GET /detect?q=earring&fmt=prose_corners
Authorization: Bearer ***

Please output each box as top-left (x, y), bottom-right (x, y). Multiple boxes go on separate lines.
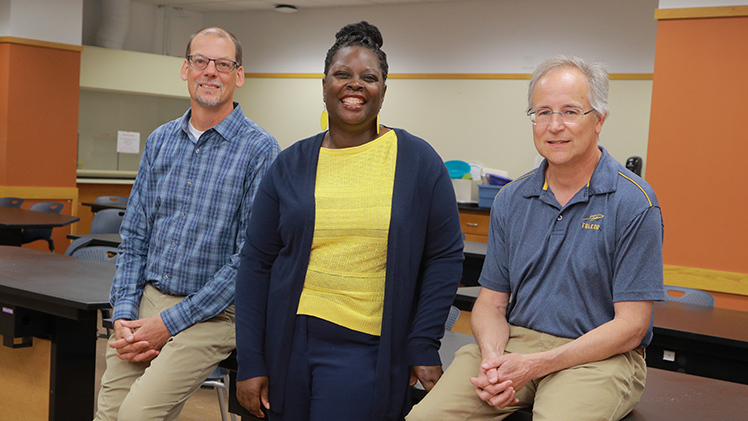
top-left (376, 114), bottom-right (380, 135)
top-left (320, 104), bottom-right (328, 131)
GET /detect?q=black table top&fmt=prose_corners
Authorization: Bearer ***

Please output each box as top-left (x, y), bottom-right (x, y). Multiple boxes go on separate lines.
top-left (458, 202), bottom-right (490, 213)
top-left (625, 368), bottom-right (748, 420)
top-left (82, 201), bottom-right (128, 212)
top-left (455, 287), bottom-right (748, 346)
top-left (653, 300), bottom-right (748, 347)
top-left (67, 233), bottom-right (122, 247)
top-left (0, 206), bottom-right (79, 228)
top-left (0, 246), bottom-right (114, 320)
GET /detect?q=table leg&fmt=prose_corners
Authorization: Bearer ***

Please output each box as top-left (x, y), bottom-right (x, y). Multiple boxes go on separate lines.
top-left (49, 313), bottom-right (98, 420)
top-left (0, 227), bottom-right (23, 246)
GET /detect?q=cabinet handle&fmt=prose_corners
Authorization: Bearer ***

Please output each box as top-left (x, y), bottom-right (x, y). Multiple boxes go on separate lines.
top-left (466, 222), bottom-right (479, 227)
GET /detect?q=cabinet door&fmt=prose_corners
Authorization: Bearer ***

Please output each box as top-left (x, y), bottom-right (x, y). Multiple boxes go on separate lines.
top-left (459, 210), bottom-right (489, 243)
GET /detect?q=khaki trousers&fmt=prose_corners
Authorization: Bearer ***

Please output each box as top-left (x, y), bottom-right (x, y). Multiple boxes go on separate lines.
top-left (94, 284), bottom-right (236, 421)
top-left (407, 325), bottom-right (646, 421)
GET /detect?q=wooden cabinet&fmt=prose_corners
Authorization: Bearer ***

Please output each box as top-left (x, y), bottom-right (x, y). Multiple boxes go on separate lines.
top-left (459, 209), bottom-right (490, 243)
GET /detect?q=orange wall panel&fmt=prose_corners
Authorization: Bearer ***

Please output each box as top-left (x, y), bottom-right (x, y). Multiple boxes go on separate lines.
top-left (1, 43), bottom-right (79, 188)
top-left (647, 17), bottom-right (748, 274)
top-left (0, 44), bottom-right (10, 184)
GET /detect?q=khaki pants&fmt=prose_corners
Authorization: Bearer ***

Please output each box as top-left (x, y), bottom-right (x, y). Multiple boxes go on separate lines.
top-left (407, 325), bottom-right (646, 421)
top-left (94, 284), bottom-right (236, 421)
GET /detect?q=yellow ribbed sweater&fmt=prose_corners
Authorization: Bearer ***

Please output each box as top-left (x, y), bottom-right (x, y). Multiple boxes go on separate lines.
top-left (297, 131), bottom-right (397, 336)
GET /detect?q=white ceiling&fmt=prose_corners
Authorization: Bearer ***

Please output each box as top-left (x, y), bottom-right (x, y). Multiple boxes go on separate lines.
top-left (133, 0), bottom-right (468, 13)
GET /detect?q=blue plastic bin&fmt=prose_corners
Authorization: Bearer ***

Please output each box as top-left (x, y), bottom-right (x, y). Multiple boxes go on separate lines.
top-left (478, 184), bottom-right (502, 208)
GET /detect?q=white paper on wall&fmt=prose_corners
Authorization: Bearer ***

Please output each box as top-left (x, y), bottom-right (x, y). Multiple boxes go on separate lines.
top-left (117, 131), bottom-right (140, 154)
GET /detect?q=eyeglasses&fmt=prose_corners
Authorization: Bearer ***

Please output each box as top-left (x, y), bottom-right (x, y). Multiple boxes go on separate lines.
top-left (527, 108), bottom-right (595, 125)
top-left (186, 55), bottom-right (239, 73)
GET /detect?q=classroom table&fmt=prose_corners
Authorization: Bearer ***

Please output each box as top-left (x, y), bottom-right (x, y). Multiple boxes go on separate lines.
top-left (454, 287), bottom-right (748, 384)
top-left (67, 232), bottom-right (122, 248)
top-left (81, 201), bottom-right (128, 213)
top-left (0, 246), bottom-right (114, 420)
top-left (0, 206), bottom-right (79, 246)
top-left (462, 241), bottom-right (487, 286)
top-left (453, 285), bottom-right (481, 310)
top-left (648, 301), bottom-right (748, 384)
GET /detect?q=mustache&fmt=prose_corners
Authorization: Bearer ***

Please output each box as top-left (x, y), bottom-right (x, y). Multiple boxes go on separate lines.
top-left (196, 78), bottom-right (224, 89)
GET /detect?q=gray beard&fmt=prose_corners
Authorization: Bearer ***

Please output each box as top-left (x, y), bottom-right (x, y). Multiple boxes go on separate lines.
top-left (193, 93), bottom-right (221, 107)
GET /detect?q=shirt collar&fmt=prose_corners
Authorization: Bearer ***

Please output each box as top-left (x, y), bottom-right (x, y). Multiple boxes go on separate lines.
top-left (178, 102), bottom-right (243, 143)
top-left (587, 146), bottom-right (617, 195)
top-left (522, 146), bottom-right (617, 198)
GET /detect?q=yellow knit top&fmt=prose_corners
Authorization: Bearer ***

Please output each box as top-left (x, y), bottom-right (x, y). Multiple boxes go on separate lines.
top-left (297, 130), bottom-right (397, 336)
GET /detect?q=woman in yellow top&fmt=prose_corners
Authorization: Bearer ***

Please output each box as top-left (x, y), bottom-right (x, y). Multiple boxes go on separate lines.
top-left (235, 21), bottom-right (464, 421)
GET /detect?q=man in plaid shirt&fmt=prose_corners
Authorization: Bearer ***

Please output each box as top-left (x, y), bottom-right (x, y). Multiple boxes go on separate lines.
top-left (95, 27), bottom-right (279, 421)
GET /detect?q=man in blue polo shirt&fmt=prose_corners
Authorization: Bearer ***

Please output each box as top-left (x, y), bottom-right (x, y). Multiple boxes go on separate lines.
top-left (408, 56), bottom-right (664, 421)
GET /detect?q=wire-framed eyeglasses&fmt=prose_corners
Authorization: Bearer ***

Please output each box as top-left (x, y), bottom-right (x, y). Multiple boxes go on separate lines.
top-left (186, 55), bottom-right (239, 73)
top-left (527, 108), bottom-right (595, 125)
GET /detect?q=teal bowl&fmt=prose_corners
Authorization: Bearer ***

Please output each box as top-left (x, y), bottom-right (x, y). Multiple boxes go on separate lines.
top-left (445, 160), bottom-right (471, 179)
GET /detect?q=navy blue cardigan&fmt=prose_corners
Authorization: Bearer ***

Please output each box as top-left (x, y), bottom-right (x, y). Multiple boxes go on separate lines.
top-left (235, 128), bottom-right (464, 420)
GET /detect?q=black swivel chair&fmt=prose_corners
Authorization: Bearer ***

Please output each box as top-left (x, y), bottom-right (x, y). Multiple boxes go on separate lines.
top-left (663, 285), bottom-right (715, 307)
top-left (94, 195), bottom-right (129, 206)
top-left (90, 208), bottom-right (126, 234)
top-left (20, 202), bottom-right (64, 252)
top-left (70, 246), bottom-right (118, 337)
top-left (0, 197), bottom-right (24, 208)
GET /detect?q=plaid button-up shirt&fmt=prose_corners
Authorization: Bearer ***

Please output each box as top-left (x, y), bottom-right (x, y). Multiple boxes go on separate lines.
top-left (111, 103), bottom-right (280, 334)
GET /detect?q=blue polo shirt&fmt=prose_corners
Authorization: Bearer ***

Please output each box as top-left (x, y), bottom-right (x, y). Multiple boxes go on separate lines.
top-left (479, 147), bottom-right (664, 348)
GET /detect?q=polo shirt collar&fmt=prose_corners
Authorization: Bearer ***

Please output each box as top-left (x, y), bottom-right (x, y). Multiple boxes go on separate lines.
top-left (521, 146), bottom-right (618, 199)
top-left (588, 146), bottom-right (618, 196)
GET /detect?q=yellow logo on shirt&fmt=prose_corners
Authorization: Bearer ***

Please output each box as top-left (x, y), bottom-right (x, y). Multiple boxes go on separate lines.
top-left (581, 214), bottom-right (604, 230)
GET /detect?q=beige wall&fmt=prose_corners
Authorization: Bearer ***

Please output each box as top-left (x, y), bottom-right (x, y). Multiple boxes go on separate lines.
top-left (79, 47), bottom-right (652, 179)
top-left (237, 76), bottom-right (652, 179)
top-left (78, 89), bottom-right (189, 172)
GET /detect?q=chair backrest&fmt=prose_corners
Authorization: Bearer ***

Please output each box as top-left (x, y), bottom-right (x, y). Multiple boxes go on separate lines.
top-left (0, 197), bottom-right (24, 208)
top-left (445, 305), bottom-right (461, 331)
top-left (21, 202), bottom-right (64, 251)
top-left (94, 195), bottom-right (128, 206)
top-left (664, 285), bottom-right (715, 308)
top-left (90, 208), bottom-right (126, 234)
top-left (29, 201), bottom-right (64, 214)
top-left (64, 237), bottom-right (94, 256)
top-left (71, 246), bottom-right (118, 263)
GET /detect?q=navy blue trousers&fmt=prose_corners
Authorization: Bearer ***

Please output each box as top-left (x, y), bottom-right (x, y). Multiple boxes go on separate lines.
top-left (268, 315), bottom-right (380, 421)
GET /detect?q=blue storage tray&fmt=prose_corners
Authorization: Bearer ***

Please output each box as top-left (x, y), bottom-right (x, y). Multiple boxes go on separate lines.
top-left (478, 184), bottom-right (502, 208)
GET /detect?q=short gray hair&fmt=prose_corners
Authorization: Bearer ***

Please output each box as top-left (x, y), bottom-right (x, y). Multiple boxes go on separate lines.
top-left (185, 27), bottom-right (243, 66)
top-left (527, 55), bottom-right (609, 118)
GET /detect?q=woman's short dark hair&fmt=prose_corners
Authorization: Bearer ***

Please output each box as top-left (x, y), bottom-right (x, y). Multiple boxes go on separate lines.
top-left (324, 21), bottom-right (388, 81)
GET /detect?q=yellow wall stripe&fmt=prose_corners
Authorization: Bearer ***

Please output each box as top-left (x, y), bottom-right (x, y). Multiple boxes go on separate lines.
top-left (665, 265), bottom-right (748, 297)
top-left (655, 6), bottom-right (748, 20)
top-left (0, 186), bottom-right (79, 216)
top-left (0, 37), bottom-right (83, 52)
top-left (245, 73), bottom-right (652, 81)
